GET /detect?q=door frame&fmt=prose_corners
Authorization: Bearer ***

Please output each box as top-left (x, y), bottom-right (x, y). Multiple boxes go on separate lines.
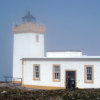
top-left (65, 70), bottom-right (77, 89)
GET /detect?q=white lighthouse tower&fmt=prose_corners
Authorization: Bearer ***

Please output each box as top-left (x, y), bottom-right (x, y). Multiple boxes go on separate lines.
top-left (12, 12), bottom-right (45, 82)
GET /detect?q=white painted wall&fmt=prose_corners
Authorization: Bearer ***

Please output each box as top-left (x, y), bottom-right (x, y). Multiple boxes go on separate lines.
top-left (46, 51), bottom-right (82, 58)
top-left (13, 33), bottom-right (44, 79)
top-left (23, 60), bottom-right (100, 88)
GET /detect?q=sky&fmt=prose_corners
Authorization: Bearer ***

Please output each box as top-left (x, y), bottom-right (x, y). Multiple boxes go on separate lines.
top-left (0, 0), bottom-right (100, 80)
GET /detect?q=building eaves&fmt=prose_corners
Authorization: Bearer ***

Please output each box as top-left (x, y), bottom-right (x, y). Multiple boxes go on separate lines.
top-left (21, 56), bottom-right (100, 61)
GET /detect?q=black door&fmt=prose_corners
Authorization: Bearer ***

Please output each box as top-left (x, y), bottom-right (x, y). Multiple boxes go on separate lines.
top-left (66, 71), bottom-right (76, 89)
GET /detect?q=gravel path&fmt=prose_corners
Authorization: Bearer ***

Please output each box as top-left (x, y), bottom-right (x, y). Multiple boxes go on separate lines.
top-left (0, 82), bottom-right (37, 91)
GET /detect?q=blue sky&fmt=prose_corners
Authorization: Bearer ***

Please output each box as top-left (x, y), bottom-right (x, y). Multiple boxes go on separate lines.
top-left (0, 0), bottom-right (100, 80)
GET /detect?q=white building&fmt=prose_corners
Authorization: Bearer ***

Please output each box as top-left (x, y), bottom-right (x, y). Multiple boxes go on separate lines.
top-left (13, 12), bottom-right (100, 90)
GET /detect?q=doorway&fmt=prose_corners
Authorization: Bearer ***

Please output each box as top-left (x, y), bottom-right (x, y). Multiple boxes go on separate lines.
top-left (65, 70), bottom-right (76, 89)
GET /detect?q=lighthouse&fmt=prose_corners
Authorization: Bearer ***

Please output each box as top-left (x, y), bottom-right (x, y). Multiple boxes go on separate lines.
top-left (12, 12), bottom-right (45, 82)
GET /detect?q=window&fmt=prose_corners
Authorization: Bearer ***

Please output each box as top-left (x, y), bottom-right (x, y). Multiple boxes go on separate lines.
top-left (33, 64), bottom-right (40, 80)
top-left (53, 64), bottom-right (60, 81)
top-left (87, 67), bottom-right (92, 80)
top-left (84, 65), bottom-right (94, 83)
top-left (36, 35), bottom-right (39, 42)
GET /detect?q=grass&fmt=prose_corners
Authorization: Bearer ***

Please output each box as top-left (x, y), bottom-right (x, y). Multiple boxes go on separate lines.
top-left (0, 87), bottom-right (100, 100)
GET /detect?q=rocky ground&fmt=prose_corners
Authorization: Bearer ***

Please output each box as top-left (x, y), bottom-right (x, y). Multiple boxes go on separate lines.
top-left (0, 83), bottom-right (100, 100)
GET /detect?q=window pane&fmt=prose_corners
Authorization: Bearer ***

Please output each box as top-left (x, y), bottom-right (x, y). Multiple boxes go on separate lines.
top-left (54, 65), bottom-right (60, 80)
top-left (35, 67), bottom-right (39, 72)
top-left (87, 67), bottom-right (92, 81)
top-left (34, 65), bottom-right (39, 79)
top-left (36, 72), bottom-right (39, 78)
top-left (36, 35), bottom-right (39, 42)
top-left (55, 66), bottom-right (59, 72)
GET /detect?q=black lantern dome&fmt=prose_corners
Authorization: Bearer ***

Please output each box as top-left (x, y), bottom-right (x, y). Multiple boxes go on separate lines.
top-left (22, 11), bottom-right (36, 23)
